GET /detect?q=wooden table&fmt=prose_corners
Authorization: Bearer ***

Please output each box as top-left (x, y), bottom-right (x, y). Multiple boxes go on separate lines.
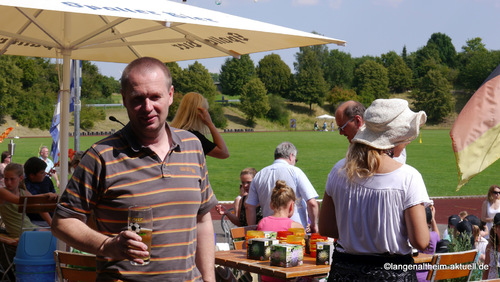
top-left (215, 250), bottom-right (433, 280)
top-left (215, 250), bottom-right (330, 280)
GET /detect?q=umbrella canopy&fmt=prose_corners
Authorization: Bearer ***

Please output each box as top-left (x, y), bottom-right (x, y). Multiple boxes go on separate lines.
top-left (0, 0), bottom-right (345, 189)
top-left (0, 0), bottom-right (345, 62)
top-left (316, 114), bottom-right (335, 119)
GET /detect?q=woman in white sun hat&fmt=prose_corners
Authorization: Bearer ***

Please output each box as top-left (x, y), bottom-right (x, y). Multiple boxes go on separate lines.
top-left (319, 98), bottom-right (431, 281)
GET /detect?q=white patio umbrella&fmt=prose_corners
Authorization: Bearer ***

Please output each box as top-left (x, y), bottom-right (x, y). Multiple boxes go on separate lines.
top-left (316, 114), bottom-right (335, 120)
top-left (0, 0), bottom-right (345, 189)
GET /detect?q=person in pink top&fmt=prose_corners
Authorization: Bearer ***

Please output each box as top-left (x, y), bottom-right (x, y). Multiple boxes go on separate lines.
top-left (258, 180), bottom-right (303, 282)
top-left (257, 180), bottom-right (303, 232)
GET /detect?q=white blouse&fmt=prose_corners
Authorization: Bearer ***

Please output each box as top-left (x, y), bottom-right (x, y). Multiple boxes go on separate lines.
top-left (325, 158), bottom-right (431, 255)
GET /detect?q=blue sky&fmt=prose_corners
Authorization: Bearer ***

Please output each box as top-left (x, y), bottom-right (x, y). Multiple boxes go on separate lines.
top-left (96, 0), bottom-right (500, 79)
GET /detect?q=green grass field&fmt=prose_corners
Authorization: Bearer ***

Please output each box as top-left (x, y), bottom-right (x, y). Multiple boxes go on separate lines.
top-left (3, 129), bottom-right (496, 200)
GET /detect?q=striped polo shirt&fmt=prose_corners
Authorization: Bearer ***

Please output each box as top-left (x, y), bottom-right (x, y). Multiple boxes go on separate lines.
top-left (55, 124), bottom-right (218, 281)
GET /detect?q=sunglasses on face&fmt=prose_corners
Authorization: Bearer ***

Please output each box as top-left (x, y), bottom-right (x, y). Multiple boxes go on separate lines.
top-left (339, 117), bottom-right (354, 132)
top-left (493, 191), bottom-right (500, 195)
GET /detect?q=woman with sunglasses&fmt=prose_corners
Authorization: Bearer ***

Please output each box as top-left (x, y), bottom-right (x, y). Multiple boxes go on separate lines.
top-left (481, 185), bottom-right (500, 234)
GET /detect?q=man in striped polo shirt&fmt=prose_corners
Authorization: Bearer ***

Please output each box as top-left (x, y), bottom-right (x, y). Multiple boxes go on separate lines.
top-left (52, 57), bottom-right (218, 281)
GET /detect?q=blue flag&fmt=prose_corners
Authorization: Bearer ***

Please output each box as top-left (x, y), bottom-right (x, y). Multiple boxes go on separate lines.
top-left (50, 60), bottom-right (79, 164)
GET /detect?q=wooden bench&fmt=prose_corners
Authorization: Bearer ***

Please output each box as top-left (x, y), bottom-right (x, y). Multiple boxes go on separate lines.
top-left (54, 250), bottom-right (97, 282)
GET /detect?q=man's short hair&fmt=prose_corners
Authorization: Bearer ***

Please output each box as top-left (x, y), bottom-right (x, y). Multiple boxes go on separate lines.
top-left (39, 146), bottom-right (48, 154)
top-left (120, 57), bottom-right (172, 94)
top-left (24, 157), bottom-right (47, 176)
top-left (274, 142), bottom-right (297, 160)
top-left (343, 101), bottom-right (366, 119)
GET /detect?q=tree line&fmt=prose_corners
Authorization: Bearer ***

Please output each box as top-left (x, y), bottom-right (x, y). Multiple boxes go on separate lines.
top-left (0, 58), bottom-right (119, 130)
top-left (1, 32), bottom-right (499, 130)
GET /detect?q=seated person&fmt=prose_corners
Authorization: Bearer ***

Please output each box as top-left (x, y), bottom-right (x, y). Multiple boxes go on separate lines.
top-left (457, 220), bottom-right (475, 249)
top-left (216, 168), bottom-right (262, 226)
top-left (23, 157), bottom-right (56, 226)
top-left (416, 205), bottom-right (440, 281)
top-left (442, 214), bottom-right (460, 241)
top-left (0, 163), bottom-right (57, 237)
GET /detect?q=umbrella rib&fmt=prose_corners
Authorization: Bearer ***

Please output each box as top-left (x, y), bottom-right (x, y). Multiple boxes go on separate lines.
top-left (0, 9), bottom-right (42, 55)
top-left (0, 29), bottom-right (58, 50)
top-left (16, 7), bottom-right (64, 48)
top-left (79, 38), bottom-right (186, 49)
top-left (76, 23), bottom-right (167, 49)
top-left (95, 15), bottom-right (141, 60)
top-left (72, 17), bottom-right (130, 49)
top-left (170, 26), bottom-right (241, 59)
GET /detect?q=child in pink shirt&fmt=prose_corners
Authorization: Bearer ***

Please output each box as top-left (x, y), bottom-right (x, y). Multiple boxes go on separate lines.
top-left (257, 180), bottom-right (303, 282)
top-left (257, 180), bottom-right (303, 232)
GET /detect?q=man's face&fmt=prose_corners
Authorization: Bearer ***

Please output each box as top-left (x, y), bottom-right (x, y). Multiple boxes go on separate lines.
top-left (336, 114), bottom-right (359, 143)
top-left (122, 67), bottom-right (173, 138)
top-left (40, 148), bottom-right (49, 159)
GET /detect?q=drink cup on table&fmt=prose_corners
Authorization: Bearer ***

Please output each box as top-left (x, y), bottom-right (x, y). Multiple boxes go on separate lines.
top-left (128, 206), bottom-right (153, 265)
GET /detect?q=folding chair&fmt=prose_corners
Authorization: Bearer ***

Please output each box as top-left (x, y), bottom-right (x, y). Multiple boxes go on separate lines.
top-left (230, 225), bottom-right (257, 250)
top-left (220, 208), bottom-right (236, 245)
top-left (426, 249), bottom-right (478, 281)
top-left (54, 250), bottom-right (97, 282)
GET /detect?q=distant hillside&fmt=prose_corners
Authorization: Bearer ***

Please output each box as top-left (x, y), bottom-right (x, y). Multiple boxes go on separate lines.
top-left (2, 96), bottom-right (455, 138)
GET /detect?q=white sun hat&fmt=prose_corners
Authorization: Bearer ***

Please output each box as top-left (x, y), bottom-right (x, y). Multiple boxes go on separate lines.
top-left (352, 99), bottom-right (427, 150)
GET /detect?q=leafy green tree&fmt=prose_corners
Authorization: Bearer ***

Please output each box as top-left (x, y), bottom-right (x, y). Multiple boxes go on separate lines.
top-left (457, 37), bottom-right (487, 70)
top-left (427, 32), bottom-right (457, 68)
top-left (353, 55), bottom-right (377, 69)
top-left (0, 56), bottom-right (24, 123)
top-left (353, 60), bottom-right (389, 104)
top-left (266, 94), bottom-right (289, 126)
top-left (219, 55), bottom-right (256, 96)
top-left (81, 61), bottom-right (118, 102)
top-left (383, 53), bottom-right (413, 93)
top-left (411, 69), bottom-right (453, 123)
top-left (79, 102), bottom-right (106, 131)
top-left (256, 54), bottom-right (291, 97)
top-left (166, 62), bottom-right (183, 90)
top-left (208, 100), bottom-right (227, 129)
top-left (176, 61), bottom-right (217, 97)
top-left (240, 78), bottom-right (269, 125)
top-left (413, 44), bottom-right (441, 79)
top-left (326, 86), bottom-right (358, 112)
top-left (12, 89), bottom-right (55, 129)
top-left (458, 50), bottom-right (500, 91)
top-left (324, 50), bottom-right (354, 89)
top-left (291, 47), bottom-right (329, 111)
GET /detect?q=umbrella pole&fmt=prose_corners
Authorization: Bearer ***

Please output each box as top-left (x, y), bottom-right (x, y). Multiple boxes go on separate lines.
top-left (60, 50), bottom-right (70, 194)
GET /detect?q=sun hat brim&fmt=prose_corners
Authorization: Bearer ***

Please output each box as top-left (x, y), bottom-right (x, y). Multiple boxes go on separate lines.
top-left (352, 99), bottom-right (427, 150)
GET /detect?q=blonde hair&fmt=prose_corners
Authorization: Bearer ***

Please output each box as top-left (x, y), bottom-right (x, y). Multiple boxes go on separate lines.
top-left (240, 167), bottom-right (257, 178)
top-left (171, 92), bottom-right (209, 135)
top-left (344, 142), bottom-right (383, 180)
top-left (459, 210), bottom-right (468, 220)
top-left (4, 163), bottom-right (27, 191)
top-left (488, 185), bottom-right (500, 204)
top-left (270, 180), bottom-right (296, 211)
